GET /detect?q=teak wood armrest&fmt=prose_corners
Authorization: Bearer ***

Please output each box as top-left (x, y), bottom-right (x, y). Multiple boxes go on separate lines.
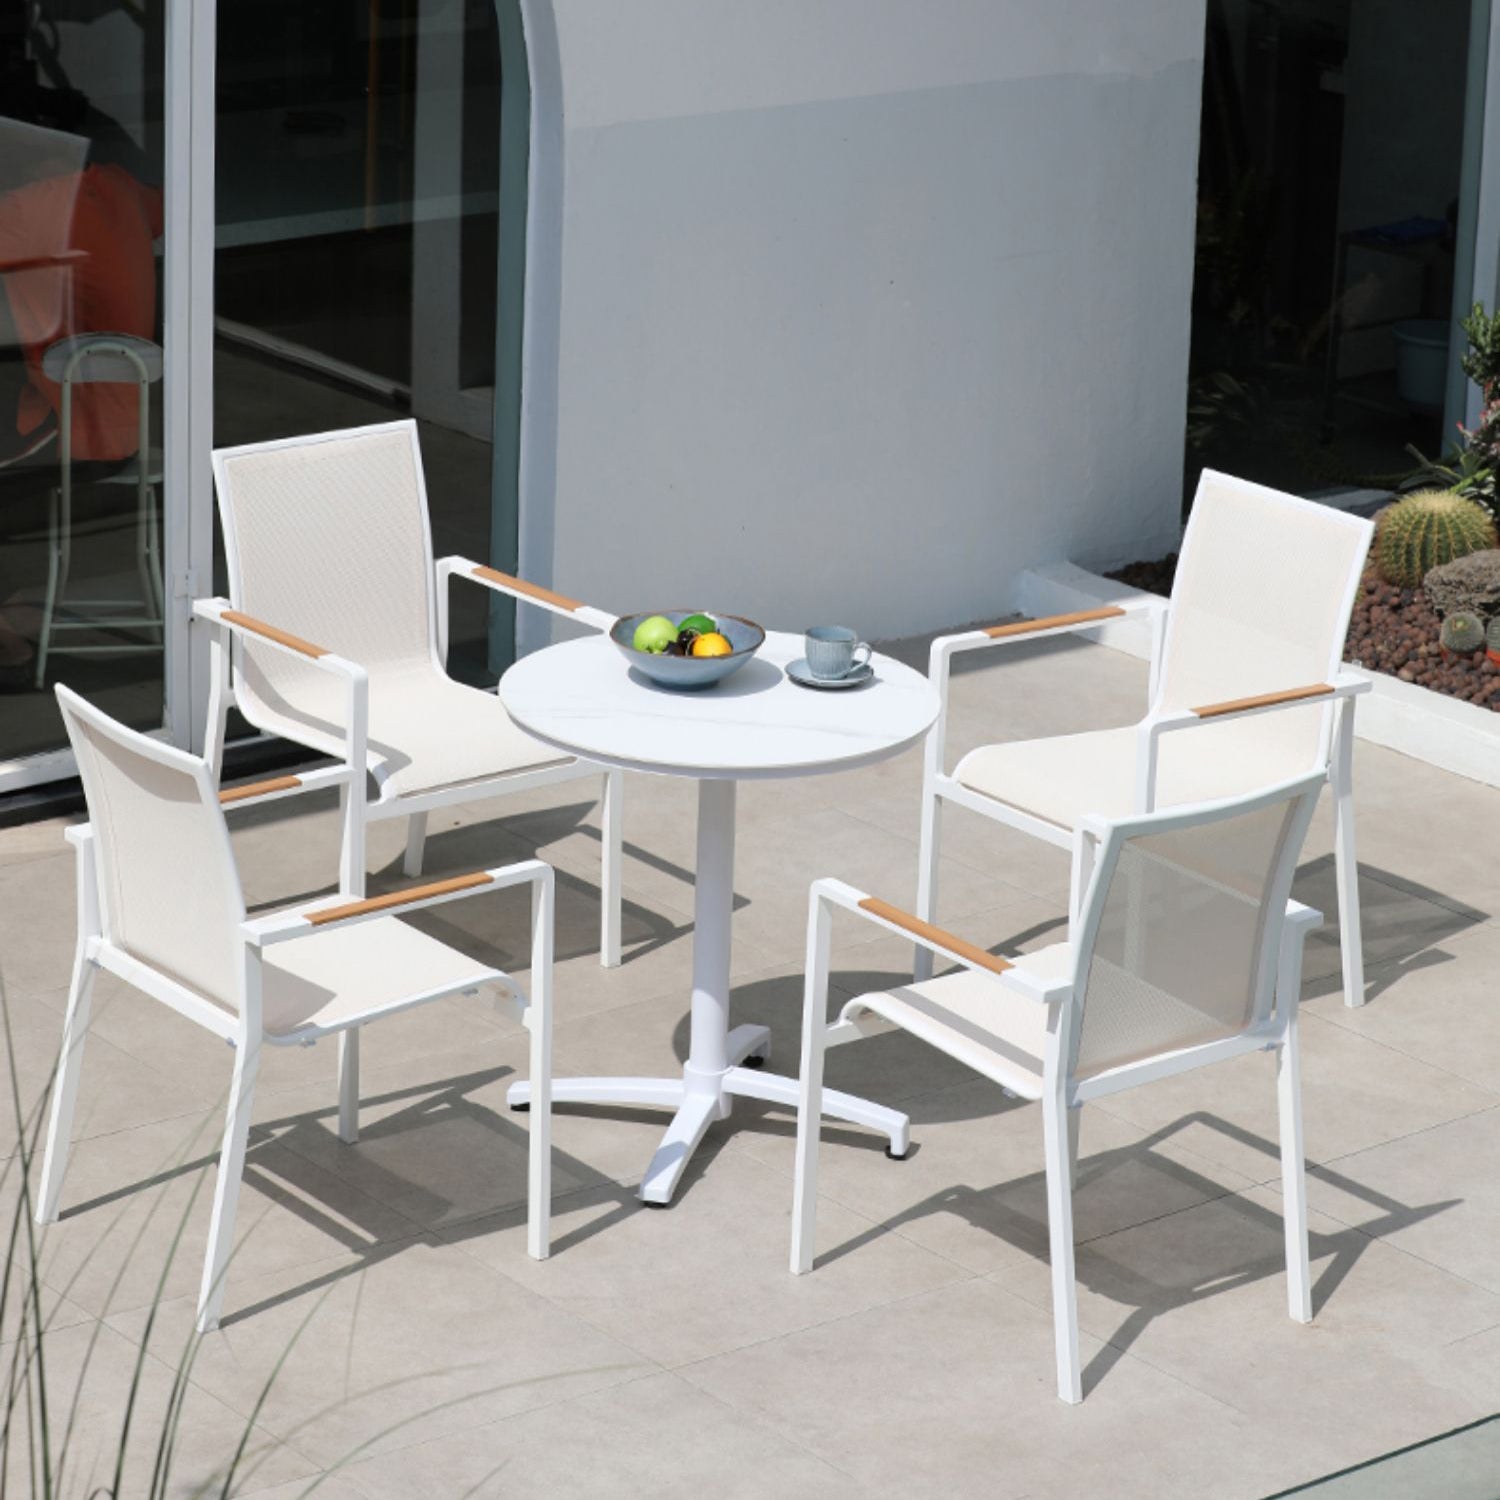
top-left (1191, 683), bottom-right (1334, 719)
top-left (982, 606), bottom-right (1126, 640)
top-left (472, 566), bottom-right (582, 614)
top-left (858, 897), bottom-right (1014, 976)
top-left (220, 775), bottom-right (302, 806)
top-left (220, 610), bottom-right (331, 660)
top-left (306, 871), bottom-right (494, 926)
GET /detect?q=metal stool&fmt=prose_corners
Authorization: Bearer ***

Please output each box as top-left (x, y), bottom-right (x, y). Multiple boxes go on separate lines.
top-left (34, 333), bottom-right (165, 687)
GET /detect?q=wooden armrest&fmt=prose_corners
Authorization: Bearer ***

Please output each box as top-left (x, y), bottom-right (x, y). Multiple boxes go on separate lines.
top-left (983, 606), bottom-right (1126, 640)
top-left (472, 566), bottom-right (582, 614)
top-left (858, 897), bottom-right (1013, 976)
top-left (220, 610), bottom-right (330, 660)
top-left (220, 774), bottom-right (301, 806)
top-left (306, 871), bottom-right (493, 927)
top-left (1191, 683), bottom-right (1333, 719)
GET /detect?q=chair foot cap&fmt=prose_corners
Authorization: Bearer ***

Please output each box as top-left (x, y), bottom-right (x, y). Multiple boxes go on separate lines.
top-left (885, 1145), bottom-right (910, 1161)
top-left (510, 1101), bottom-right (530, 1113)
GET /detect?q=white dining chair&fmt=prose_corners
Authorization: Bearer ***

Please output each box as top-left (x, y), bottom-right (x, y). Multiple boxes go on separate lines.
top-left (916, 471), bottom-right (1375, 1005)
top-left (37, 685), bottom-right (555, 1333)
top-left (792, 770), bottom-right (1326, 1403)
top-left (198, 419), bottom-right (620, 1141)
top-left (34, 333), bottom-right (165, 686)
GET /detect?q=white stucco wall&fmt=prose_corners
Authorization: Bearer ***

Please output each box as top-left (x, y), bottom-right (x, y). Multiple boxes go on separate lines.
top-left (521, 0), bottom-right (1206, 643)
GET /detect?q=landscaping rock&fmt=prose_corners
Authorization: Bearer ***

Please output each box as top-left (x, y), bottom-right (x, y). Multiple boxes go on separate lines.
top-left (1423, 548), bottom-right (1500, 618)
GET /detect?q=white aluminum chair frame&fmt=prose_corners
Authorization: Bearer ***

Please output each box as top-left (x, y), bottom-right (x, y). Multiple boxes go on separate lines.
top-left (35, 334), bottom-right (166, 686)
top-left (200, 422), bottom-right (623, 1142)
top-left (36, 687), bottom-right (555, 1334)
top-left (792, 771), bottom-right (1325, 1404)
top-left (915, 479), bottom-right (1373, 1006)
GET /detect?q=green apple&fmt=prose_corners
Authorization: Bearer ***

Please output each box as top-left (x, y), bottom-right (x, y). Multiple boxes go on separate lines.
top-left (632, 614), bottom-right (677, 654)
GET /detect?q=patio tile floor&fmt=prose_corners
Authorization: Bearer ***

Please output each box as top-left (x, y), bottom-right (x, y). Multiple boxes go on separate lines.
top-left (2, 631), bottom-right (1497, 1498)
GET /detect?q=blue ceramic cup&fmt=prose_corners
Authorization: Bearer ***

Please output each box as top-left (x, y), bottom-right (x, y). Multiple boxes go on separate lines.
top-left (805, 626), bottom-right (872, 680)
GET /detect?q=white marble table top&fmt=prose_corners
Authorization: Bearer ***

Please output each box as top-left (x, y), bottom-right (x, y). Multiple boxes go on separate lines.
top-left (499, 629), bottom-right (939, 779)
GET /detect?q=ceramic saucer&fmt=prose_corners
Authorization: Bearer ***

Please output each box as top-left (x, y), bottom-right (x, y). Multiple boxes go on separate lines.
top-left (785, 657), bottom-right (874, 690)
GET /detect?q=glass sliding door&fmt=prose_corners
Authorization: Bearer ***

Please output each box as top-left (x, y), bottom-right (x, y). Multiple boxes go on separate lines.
top-left (1185, 0), bottom-right (1482, 505)
top-left (212, 0), bottom-right (507, 695)
top-left (0, 0), bottom-right (169, 774)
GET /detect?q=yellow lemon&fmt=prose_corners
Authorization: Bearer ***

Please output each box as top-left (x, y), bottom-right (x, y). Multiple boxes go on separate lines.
top-left (690, 631), bottom-right (733, 658)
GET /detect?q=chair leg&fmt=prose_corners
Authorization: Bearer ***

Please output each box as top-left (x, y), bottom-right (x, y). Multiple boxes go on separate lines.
top-left (791, 897), bottom-right (833, 1275)
top-left (599, 770), bottom-right (623, 968)
top-left (1066, 1104), bottom-right (1081, 1194)
top-left (526, 874), bottom-right (554, 1260)
top-left (1278, 1015), bottom-right (1313, 1324)
top-left (1043, 1091), bottom-right (1083, 1403)
top-left (403, 812), bottom-right (428, 878)
top-left (197, 1035), bottom-right (261, 1334)
top-left (913, 787), bottom-right (943, 983)
top-left (1332, 711), bottom-right (1365, 1008)
top-left (145, 485), bottom-right (166, 628)
top-left (136, 481), bottom-right (162, 645)
top-left (339, 783), bottom-right (368, 898)
top-left (35, 489), bottom-right (62, 690)
top-left (35, 954), bottom-right (98, 1224)
top-left (337, 1029), bottom-right (360, 1144)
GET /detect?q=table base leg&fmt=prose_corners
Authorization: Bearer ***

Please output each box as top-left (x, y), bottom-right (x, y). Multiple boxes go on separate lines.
top-left (726, 1022), bottom-right (771, 1068)
top-left (723, 1066), bottom-right (910, 1156)
top-left (507, 1077), bottom-right (684, 1111)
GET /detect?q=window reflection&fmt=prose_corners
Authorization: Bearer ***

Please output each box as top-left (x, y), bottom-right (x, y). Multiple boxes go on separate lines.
top-left (0, 0), bottom-right (165, 757)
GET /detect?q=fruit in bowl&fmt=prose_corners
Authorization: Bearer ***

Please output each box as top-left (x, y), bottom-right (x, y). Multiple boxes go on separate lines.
top-left (612, 610), bottom-right (765, 690)
top-left (631, 615), bottom-right (678, 654)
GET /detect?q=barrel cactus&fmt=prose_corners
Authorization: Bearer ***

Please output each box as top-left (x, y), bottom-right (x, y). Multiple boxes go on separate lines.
top-left (1441, 610), bottom-right (1485, 656)
top-left (1489, 616), bottom-right (1500, 659)
top-left (1377, 490), bottom-right (1498, 589)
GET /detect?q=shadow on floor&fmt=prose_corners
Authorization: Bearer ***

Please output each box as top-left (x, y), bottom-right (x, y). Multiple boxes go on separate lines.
top-left (793, 1108), bottom-right (1459, 1400)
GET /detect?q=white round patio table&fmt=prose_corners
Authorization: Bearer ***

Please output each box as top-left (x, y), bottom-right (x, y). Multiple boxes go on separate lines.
top-left (499, 629), bottom-right (940, 1204)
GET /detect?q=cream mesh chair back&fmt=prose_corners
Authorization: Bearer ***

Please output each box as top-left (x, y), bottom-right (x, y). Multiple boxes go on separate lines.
top-left (57, 685), bottom-right (245, 1013)
top-left (1157, 471), bottom-right (1372, 783)
top-left (1067, 775), bottom-right (1320, 1088)
top-left (211, 422), bottom-right (436, 752)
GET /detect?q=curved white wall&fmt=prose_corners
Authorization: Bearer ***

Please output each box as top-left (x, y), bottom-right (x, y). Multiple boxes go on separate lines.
top-left (522, 0), bottom-right (1205, 641)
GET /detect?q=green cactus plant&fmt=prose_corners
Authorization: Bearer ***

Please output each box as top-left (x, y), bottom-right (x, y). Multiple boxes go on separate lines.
top-left (1377, 490), bottom-right (1498, 589)
top-left (1441, 610), bottom-right (1486, 655)
top-left (1488, 616), bottom-right (1500, 662)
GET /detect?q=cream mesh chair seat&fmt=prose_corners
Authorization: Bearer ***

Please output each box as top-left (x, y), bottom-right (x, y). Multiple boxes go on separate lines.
top-left (792, 771), bottom-right (1327, 1404)
top-left (199, 421), bottom-right (622, 1147)
top-left (36, 687), bottom-right (556, 1334)
top-left (951, 721), bottom-right (1288, 829)
top-left (244, 660), bottom-right (572, 800)
top-left (917, 471), bottom-right (1375, 1006)
top-left (258, 917), bottom-right (506, 1037)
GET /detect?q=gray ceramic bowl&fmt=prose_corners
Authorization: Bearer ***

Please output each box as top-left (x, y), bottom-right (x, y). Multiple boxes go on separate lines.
top-left (611, 611), bottom-right (765, 690)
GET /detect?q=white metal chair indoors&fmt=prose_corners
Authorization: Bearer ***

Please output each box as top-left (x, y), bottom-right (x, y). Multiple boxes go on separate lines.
top-left (791, 770), bottom-right (1326, 1404)
top-left (36, 685), bottom-right (556, 1333)
top-left (34, 333), bottom-right (166, 686)
top-left (916, 471), bottom-right (1375, 1005)
top-left (199, 420), bottom-right (621, 1141)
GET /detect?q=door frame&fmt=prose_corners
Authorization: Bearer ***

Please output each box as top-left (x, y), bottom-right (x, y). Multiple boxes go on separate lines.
top-left (1448, 0), bottom-right (1500, 435)
top-left (0, 0), bottom-right (207, 792)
